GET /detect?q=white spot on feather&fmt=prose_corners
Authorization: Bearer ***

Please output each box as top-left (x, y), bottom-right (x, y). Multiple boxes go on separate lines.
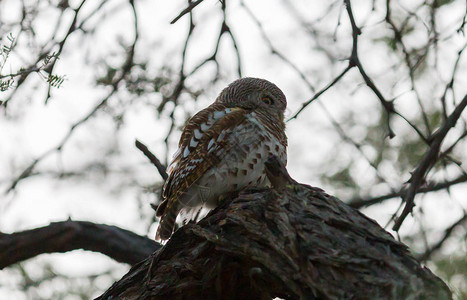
top-left (189, 137), bottom-right (199, 148)
top-left (217, 130), bottom-right (226, 142)
top-left (194, 129), bottom-right (202, 139)
top-left (207, 139), bottom-right (215, 151)
top-left (200, 123), bottom-right (209, 131)
top-left (186, 165), bottom-right (196, 171)
top-left (207, 114), bottom-right (214, 123)
top-left (246, 112), bottom-right (267, 131)
top-left (214, 110), bottom-right (226, 119)
top-left (183, 147), bottom-right (190, 158)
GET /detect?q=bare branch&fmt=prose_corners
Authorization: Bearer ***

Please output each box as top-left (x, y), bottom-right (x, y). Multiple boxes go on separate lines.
top-left (5, 0), bottom-right (140, 193)
top-left (135, 139), bottom-right (168, 181)
top-left (240, 1), bottom-right (316, 92)
top-left (393, 94), bottom-right (467, 231)
top-left (417, 213), bottom-right (467, 262)
top-left (344, 0), bottom-right (395, 138)
top-left (349, 173), bottom-right (467, 208)
top-left (0, 220), bottom-right (160, 269)
top-left (288, 0), bottom-right (397, 139)
top-left (185, 3), bottom-right (242, 79)
top-left (288, 64), bottom-right (352, 120)
top-left (170, 0), bottom-right (204, 24)
top-left (385, 0), bottom-right (431, 134)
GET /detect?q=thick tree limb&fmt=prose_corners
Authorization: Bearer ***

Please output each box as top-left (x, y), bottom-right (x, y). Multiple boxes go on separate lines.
top-left (98, 157), bottom-right (451, 300)
top-left (0, 220), bottom-right (160, 269)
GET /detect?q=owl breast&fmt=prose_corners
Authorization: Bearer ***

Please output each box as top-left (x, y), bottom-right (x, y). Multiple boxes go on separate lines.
top-left (179, 111), bottom-right (287, 209)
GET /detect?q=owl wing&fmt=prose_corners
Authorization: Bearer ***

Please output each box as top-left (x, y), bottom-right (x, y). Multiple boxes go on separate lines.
top-left (156, 104), bottom-right (248, 239)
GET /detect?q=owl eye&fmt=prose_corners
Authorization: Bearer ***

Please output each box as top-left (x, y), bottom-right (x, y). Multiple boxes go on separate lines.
top-left (262, 96), bottom-right (274, 105)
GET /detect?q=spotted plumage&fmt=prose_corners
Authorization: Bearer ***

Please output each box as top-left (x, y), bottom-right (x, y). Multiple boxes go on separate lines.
top-left (156, 78), bottom-right (288, 240)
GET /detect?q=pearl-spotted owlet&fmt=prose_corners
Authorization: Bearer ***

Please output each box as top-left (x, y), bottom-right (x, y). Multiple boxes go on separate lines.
top-left (156, 78), bottom-right (287, 240)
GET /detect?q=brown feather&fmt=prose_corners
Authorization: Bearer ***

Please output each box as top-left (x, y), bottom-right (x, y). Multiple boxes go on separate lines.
top-left (157, 105), bottom-right (249, 239)
top-left (156, 78), bottom-right (288, 240)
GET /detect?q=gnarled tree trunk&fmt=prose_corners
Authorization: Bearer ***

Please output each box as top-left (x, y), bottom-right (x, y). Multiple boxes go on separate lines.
top-left (97, 157), bottom-right (451, 299)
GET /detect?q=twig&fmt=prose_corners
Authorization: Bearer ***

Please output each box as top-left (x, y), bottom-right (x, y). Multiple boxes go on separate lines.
top-left (289, 0), bottom-right (396, 139)
top-left (417, 212), bottom-right (467, 262)
top-left (240, 1), bottom-right (316, 92)
top-left (386, 0), bottom-right (431, 135)
top-left (392, 94), bottom-right (467, 231)
top-left (288, 64), bottom-right (352, 120)
top-left (170, 0), bottom-right (204, 24)
top-left (457, 3), bottom-right (467, 34)
top-left (5, 0), bottom-right (139, 193)
top-left (158, 6), bottom-right (195, 114)
top-left (349, 173), bottom-right (467, 208)
top-left (186, 2), bottom-right (242, 78)
top-left (344, 0), bottom-right (395, 138)
top-left (2, 0), bottom-right (88, 106)
top-left (135, 139), bottom-right (168, 181)
top-left (440, 44), bottom-right (466, 119)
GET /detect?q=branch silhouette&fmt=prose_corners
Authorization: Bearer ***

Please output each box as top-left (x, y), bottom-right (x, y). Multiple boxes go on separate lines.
top-left (0, 220), bottom-right (160, 269)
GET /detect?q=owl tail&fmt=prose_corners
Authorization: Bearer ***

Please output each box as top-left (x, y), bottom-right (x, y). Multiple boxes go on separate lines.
top-left (156, 201), bottom-right (180, 240)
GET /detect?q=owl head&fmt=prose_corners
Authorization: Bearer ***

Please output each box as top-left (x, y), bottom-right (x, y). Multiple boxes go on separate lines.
top-left (216, 78), bottom-right (287, 118)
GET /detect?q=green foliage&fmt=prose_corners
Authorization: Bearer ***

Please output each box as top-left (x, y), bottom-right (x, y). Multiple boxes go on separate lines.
top-left (409, 47), bottom-right (429, 79)
top-left (124, 63), bottom-right (172, 96)
top-left (5, 262), bottom-right (120, 300)
top-left (0, 33), bottom-right (15, 92)
top-left (0, 33), bottom-right (14, 65)
top-left (0, 35), bottom-right (64, 95)
top-left (46, 74), bottom-right (65, 88)
top-left (434, 0), bottom-right (456, 7)
top-left (397, 136), bottom-right (427, 168)
top-left (325, 166), bottom-right (358, 189)
top-left (364, 110), bottom-right (391, 168)
top-left (0, 78), bottom-right (13, 91)
top-left (433, 254), bottom-right (467, 300)
top-left (428, 109), bottom-right (443, 131)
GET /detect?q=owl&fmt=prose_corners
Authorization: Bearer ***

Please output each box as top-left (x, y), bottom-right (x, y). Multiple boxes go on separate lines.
top-left (155, 78), bottom-right (287, 240)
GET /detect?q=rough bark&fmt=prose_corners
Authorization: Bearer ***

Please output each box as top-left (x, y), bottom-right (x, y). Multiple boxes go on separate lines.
top-left (97, 157), bottom-right (451, 300)
top-left (0, 220), bottom-right (160, 268)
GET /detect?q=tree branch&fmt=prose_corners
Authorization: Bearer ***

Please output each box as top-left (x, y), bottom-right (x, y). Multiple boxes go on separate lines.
top-left (288, 64), bottom-right (352, 121)
top-left (5, 0), bottom-right (140, 193)
top-left (135, 139), bottom-right (168, 181)
top-left (0, 220), bottom-right (160, 269)
top-left (349, 173), bottom-right (467, 208)
top-left (170, 0), bottom-right (204, 24)
top-left (98, 157), bottom-right (451, 299)
top-left (417, 212), bottom-right (467, 262)
top-left (344, 0), bottom-right (395, 138)
top-left (393, 94), bottom-right (467, 231)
